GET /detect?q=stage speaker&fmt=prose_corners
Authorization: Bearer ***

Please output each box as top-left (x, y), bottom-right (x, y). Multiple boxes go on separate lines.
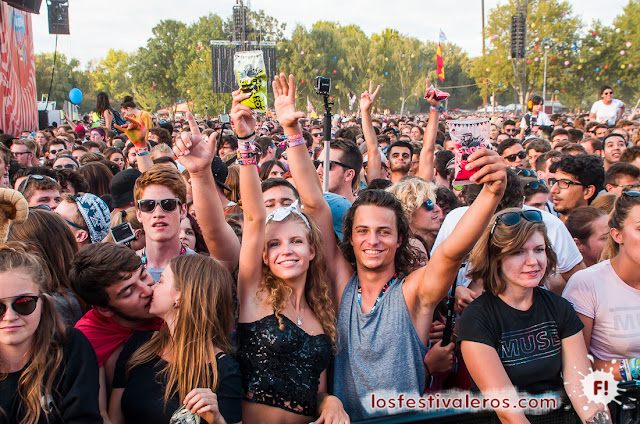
top-left (47, 0), bottom-right (69, 34)
top-left (5, 0), bottom-right (42, 14)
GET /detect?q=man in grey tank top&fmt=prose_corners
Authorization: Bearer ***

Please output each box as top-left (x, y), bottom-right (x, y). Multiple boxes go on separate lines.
top-left (274, 79), bottom-right (507, 420)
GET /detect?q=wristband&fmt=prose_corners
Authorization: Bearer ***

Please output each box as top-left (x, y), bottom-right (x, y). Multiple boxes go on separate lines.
top-left (630, 358), bottom-right (640, 380)
top-left (431, 106), bottom-right (446, 113)
top-left (620, 360), bottom-right (631, 381)
top-left (237, 150), bottom-right (256, 159)
top-left (237, 157), bottom-right (257, 166)
top-left (287, 137), bottom-right (306, 148)
top-left (136, 150), bottom-right (149, 156)
top-left (237, 131), bottom-right (255, 140)
top-left (282, 133), bottom-right (304, 141)
top-left (238, 139), bottom-right (255, 151)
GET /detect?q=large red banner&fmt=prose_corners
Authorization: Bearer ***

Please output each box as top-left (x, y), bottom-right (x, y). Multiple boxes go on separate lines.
top-left (0, 2), bottom-right (37, 136)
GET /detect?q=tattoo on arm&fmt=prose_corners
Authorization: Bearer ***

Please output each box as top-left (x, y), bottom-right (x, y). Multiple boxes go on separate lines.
top-left (585, 410), bottom-right (612, 424)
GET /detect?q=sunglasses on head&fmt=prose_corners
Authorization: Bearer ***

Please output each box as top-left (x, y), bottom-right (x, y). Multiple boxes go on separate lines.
top-left (137, 198), bottom-right (182, 213)
top-left (504, 151), bottom-right (526, 162)
top-left (0, 295), bottom-right (39, 319)
top-left (490, 210), bottom-right (543, 238)
top-left (19, 174), bottom-right (58, 194)
top-left (524, 180), bottom-right (547, 190)
top-left (514, 168), bottom-right (536, 177)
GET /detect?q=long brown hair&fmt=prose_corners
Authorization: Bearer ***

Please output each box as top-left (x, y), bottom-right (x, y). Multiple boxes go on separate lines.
top-left (127, 255), bottom-right (234, 404)
top-left (0, 243), bottom-right (66, 424)
top-left (467, 208), bottom-right (558, 296)
top-left (262, 211), bottom-right (337, 345)
top-left (601, 192), bottom-right (640, 261)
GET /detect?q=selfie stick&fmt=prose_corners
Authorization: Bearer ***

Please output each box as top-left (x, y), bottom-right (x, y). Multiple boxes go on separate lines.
top-left (321, 93), bottom-right (333, 193)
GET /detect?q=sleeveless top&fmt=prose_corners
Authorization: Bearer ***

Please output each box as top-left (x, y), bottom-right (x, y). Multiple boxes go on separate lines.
top-left (333, 273), bottom-right (429, 421)
top-left (236, 314), bottom-right (331, 416)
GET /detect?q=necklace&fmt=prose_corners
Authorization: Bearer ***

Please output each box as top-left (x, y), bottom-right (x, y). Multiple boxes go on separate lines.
top-left (289, 298), bottom-right (305, 327)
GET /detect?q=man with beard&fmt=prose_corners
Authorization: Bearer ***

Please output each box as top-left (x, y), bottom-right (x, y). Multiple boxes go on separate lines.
top-left (386, 140), bottom-right (413, 183)
top-left (549, 154), bottom-right (604, 222)
top-left (315, 138), bottom-right (362, 203)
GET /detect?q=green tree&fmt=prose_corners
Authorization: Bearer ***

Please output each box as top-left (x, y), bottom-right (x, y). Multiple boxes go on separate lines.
top-left (88, 49), bottom-right (134, 104)
top-left (35, 53), bottom-right (93, 113)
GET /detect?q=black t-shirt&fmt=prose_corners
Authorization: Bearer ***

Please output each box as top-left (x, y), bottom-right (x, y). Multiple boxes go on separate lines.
top-left (458, 287), bottom-right (584, 395)
top-left (0, 328), bottom-right (102, 424)
top-left (113, 330), bottom-right (242, 424)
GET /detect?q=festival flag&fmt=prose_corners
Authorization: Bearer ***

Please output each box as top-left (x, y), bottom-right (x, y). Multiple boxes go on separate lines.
top-left (436, 43), bottom-right (445, 82)
top-left (348, 91), bottom-right (357, 111)
top-left (439, 29), bottom-right (447, 43)
top-left (307, 96), bottom-right (317, 119)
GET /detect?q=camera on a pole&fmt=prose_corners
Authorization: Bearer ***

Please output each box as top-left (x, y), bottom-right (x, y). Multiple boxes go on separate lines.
top-left (314, 77), bottom-right (331, 96)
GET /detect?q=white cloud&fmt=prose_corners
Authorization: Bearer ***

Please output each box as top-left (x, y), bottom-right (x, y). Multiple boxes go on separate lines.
top-left (30, 0), bottom-right (627, 67)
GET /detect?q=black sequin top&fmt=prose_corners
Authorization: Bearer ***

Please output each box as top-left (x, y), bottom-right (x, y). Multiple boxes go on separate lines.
top-left (236, 314), bottom-right (332, 416)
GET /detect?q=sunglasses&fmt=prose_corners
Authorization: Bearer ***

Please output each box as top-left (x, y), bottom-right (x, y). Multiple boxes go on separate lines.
top-left (312, 133), bottom-right (324, 137)
top-left (524, 180), bottom-right (547, 190)
top-left (0, 295), bottom-right (40, 319)
top-left (505, 128), bottom-right (517, 134)
top-left (137, 198), bottom-right (182, 213)
top-left (12, 151), bottom-right (30, 157)
top-left (503, 151), bottom-right (526, 162)
top-left (49, 148), bottom-right (65, 155)
top-left (316, 160), bottom-right (355, 171)
top-left (514, 168), bottom-right (536, 177)
top-left (19, 174), bottom-right (58, 194)
top-left (422, 199), bottom-right (434, 211)
top-left (603, 91), bottom-right (613, 95)
top-left (622, 190), bottom-right (640, 197)
top-left (490, 210), bottom-right (543, 238)
top-left (54, 164), bottom-right (76, 169)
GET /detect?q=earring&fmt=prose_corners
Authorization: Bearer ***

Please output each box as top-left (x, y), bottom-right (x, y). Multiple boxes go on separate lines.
top-left (172, 301), bottom-right (178, 309)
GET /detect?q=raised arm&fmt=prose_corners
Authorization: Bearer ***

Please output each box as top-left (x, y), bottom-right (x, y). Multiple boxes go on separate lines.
top-left (172, 112), bottom-right (240, 273)
top-left (406, 149), bottom-right (506, 310)
top-left (115, 116), bottom-right (153, 172)
top-left (360, 81), bottom-right (381, 183)
top-left (272, 74), bottom-right (354, 301)
top-left (416, 80), bottom-right (442, 182)
top-left (230, 90), bottom-right (267, 300)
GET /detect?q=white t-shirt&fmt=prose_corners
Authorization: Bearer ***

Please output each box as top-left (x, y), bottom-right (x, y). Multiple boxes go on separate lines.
top-left (431, 204), bottom-right (583, 288)
top-left (590, 99), bottom-right (624, 126)
top-left (519, 111), bottom-right (552, 129)
top-left (562, 260), bottom-right (640, 361)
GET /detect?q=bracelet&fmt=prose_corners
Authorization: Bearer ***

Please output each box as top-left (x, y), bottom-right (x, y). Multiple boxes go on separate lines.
top-left (136, 150), bottom-right (149, 156)
top-left (282, 133), bottom-right (304, 141)
top-left (238, 139), bottom-right (255, 150)
top-left (237, 150), bottom-right (257, 159)
top-left (237, 157), bottom-right (257, 166)
top-left (620, 360), bottom-right (631, 381)
top-left (237, 131), bottom-right (255, 140)
top-left (630, 358), bottom-right (640, 380)
top-left (624, 359), bottom-right (633, 381)
top-left (287, 138), bottom-right (306, 149)
top-left (431, 106), bottom-right (446, 113)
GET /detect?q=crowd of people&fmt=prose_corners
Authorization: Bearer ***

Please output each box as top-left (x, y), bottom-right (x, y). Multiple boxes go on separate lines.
top-left (0, 76), bottom-right (639, 424)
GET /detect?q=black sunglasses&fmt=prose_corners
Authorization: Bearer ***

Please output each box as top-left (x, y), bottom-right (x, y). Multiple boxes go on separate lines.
top-left (504, 151), bottom-right (526, 162)
top-left (0, 295), bottom-right (40, 319)
top-left (137, 198), bottom-right (182, 213)
top-left (316, 160), bottom-right (355, 171)
top-left (312, 132), bottom-right (324, 137)
top-left (490, 210), bottom-right (543, 238)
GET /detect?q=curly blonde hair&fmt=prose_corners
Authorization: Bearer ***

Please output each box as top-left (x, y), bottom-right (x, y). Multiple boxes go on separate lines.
top-left (261, 211), bottom-right (337, 345)
top-left (386, 175), bottom-right (438, 219)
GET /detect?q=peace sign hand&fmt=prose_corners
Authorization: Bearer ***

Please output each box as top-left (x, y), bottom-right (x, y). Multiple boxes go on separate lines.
top-left (173, 112), bottom-right (217, 175)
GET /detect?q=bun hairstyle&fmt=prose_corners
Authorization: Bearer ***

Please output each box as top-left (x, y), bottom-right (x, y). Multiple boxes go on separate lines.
top-left (528, 95), bottom-right (544, 111)
top-left (120, 95), bottom-right (137, 110)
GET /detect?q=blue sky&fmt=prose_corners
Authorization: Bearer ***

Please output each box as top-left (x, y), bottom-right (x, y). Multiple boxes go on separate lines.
top-left (30, 0), bottom-right (628, 67)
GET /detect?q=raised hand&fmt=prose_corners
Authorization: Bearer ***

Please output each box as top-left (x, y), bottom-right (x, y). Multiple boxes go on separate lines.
top-left (465, 148), bottom-right (507, 196)
top-left (114, 115), bottom-right (147, 147)
top-left (183, 388), bottom-right (223, 424)
top-left (360, 80), bottom-right (381, 114)
top-left (230, 89), bottom-right (257, 139)
top-left (272, 73), bottom-right (305, 129)
top-left (424, 77), bottom-right (442, 108)
top-left (173, 112), bottom-right (217, 174)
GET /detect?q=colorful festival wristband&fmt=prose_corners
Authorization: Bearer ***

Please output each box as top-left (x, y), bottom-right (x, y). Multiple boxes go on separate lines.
top-left (237, 150), bottom-right (257, 159)
top-left (630, 358), bottom-right (640, 380)
top-left (238, 139), bottom-right (256, 151)
top-left (620, 360), bottom-right (630, 381)
top-left (237, 157), bottom-right (257, 166)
